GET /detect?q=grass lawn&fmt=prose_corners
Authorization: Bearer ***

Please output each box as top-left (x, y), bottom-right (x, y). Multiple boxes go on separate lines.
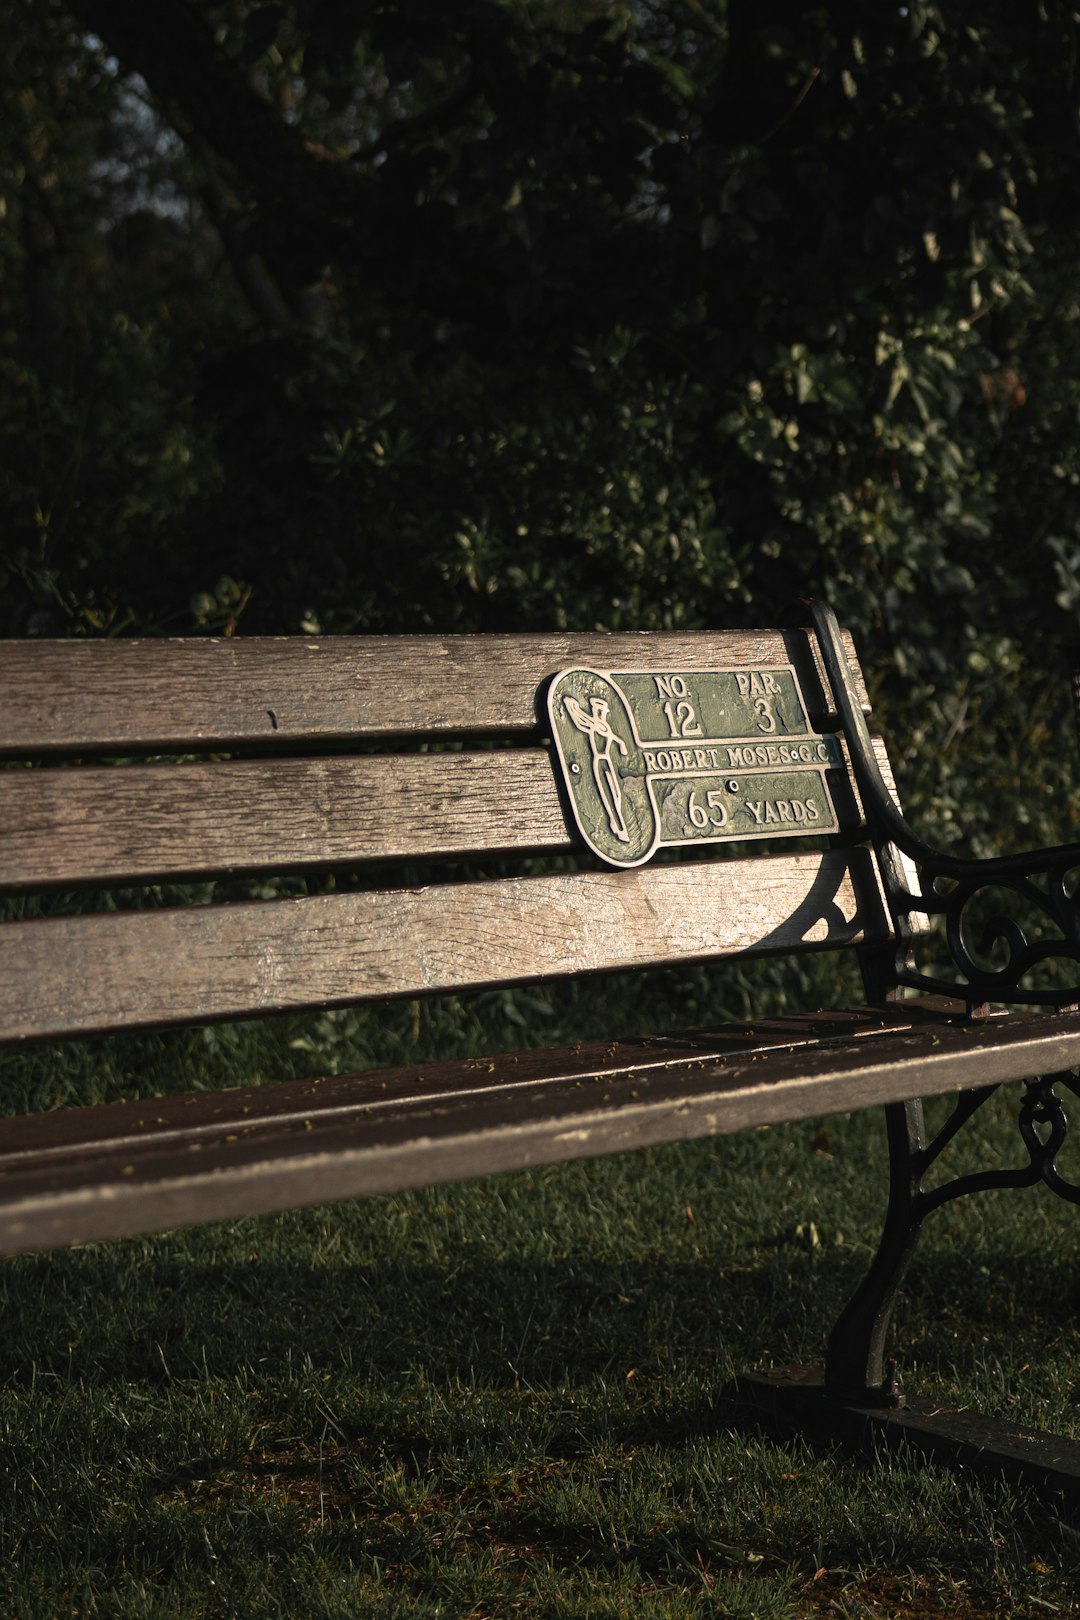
top-left (3, 973), bottom-right (1080, 1617)
top-left (4, 1102), bottom-right (1080, 1615)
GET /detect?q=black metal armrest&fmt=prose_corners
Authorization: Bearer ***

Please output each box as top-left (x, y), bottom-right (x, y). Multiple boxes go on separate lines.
top-left (810, 601), bottom-right (1080, 1009)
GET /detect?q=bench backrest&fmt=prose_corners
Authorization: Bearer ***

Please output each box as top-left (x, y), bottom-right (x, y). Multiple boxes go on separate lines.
top-left (0, 625), bottom-right (903, 1046)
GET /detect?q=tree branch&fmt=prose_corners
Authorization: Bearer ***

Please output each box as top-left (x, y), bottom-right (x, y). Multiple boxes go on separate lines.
top-left (64, 0), bottom-right (363, 291)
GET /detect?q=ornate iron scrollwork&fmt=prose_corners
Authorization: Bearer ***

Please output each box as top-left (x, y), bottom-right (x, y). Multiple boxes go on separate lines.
top-left (808, 602), bottom-right (1080, 1405)
top-left (823, 1072), bottom-right (1080, 1404)
top-left (913, 1072), bottom-right (1080, 1213)
top-left (1017, 1073), bottom-right (1080, 1205)
top-left (810, 601), bottom-right (1080, 1009)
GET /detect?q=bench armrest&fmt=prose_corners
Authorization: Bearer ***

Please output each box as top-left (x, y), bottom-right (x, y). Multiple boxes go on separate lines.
top-left (810, 601), bottom-right (1080, 1009)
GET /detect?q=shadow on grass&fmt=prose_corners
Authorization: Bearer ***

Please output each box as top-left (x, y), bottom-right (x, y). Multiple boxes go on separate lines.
top-left (0, 1251), bottom-right (819, 1384)
top-left (5, 1233), bottom-right (1080, 1617)
top-left (4, 1235), bottom-right (1080, 1392)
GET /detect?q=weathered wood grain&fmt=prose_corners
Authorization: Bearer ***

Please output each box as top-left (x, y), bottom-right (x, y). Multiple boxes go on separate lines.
top-left (0, 750), bottom-right (570, 886)
top-left (0, 617), bottom-right (959, 1267)
top-left (2, 1005), bottom-right (1078, 1255)
top-left (0, 849), bottom-right (891, 1039)
top-left (0, 739), bottom-right (888, 887)
top-left (0, 1004), bottom-right (967, 1157)
top-left (0, 627), bottom-right (870, 753)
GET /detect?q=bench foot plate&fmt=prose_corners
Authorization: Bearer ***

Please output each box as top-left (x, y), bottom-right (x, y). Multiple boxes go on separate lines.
top-left (728, 1366), bottom-right (1080, 1501)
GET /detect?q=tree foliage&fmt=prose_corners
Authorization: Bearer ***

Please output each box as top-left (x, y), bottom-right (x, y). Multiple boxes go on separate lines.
top-left (3, 0), bottom-right (1080, 839)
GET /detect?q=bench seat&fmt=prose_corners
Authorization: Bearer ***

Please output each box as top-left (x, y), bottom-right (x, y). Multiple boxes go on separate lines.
top-left (5, 1002), bottom-right (1080, 1256)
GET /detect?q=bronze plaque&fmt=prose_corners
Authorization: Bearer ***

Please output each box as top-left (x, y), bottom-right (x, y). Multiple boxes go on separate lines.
top-left (548, 665), bottom-right (841, 867)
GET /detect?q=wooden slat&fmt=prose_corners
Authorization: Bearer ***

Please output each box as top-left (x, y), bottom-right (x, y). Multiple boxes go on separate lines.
top-left (0, 751), bottom-right (570, 886)
top-left (1, 1005), bottom-right (1077, 1255)
top-left (0, 850), bottom-right (891, 1040)
top-left (0, 1005), bottom-right (966, 1158)
top-left (0, 740), bottom-right (888, 888)
top-left (0, 628), bottom-right (870, 754)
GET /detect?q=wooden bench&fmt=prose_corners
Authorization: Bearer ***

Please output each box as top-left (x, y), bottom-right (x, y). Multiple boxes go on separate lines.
top-left (4, 602), bottom-right (1080, 1484)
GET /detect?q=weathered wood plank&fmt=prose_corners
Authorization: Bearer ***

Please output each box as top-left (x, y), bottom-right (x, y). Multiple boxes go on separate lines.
top-left (0, 1004), bottom-right (964, 1157)
top-left (0, 628), bottom-right (870, 754)
top-left (0, 739), bottom-right (889, 887)
top-left (1, 1005), bottom-right (1077, 1255)
top-left (0, 850), bottom-right (891, 1039)
top-left (0, 751), bottom-right (570, 886)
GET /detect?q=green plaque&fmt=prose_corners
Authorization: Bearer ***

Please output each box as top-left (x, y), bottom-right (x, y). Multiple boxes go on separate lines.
top-left (547, 664), bottom-right (841, 868)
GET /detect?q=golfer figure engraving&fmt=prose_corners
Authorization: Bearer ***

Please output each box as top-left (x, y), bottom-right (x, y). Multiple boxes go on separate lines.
top-left (563, 695), bottom-right (631, 844)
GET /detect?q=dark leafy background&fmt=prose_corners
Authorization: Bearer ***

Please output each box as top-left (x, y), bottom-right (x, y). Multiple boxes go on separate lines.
top-left (3, 0), bottom-right (1080, 849)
